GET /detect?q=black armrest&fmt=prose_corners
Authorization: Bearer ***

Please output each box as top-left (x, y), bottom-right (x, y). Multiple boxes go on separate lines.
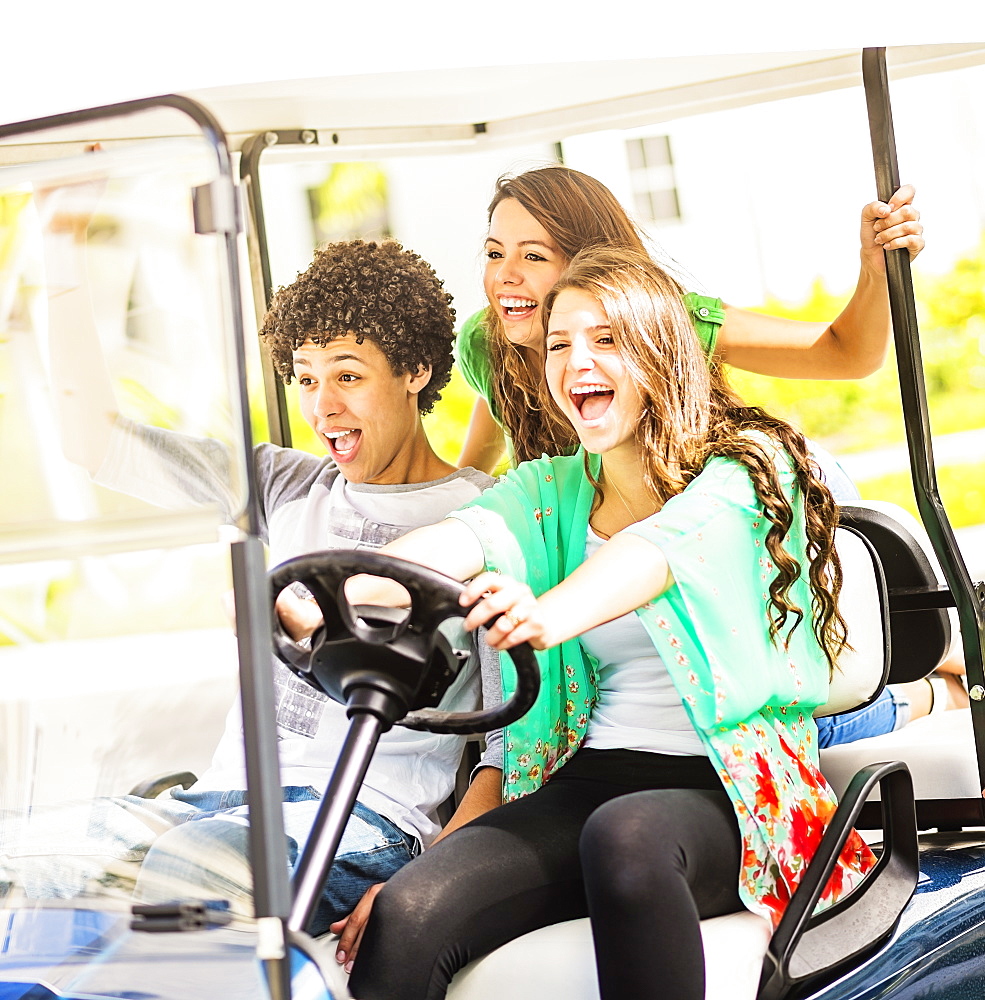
top-left (759, 761), bottom-right (918, 1000)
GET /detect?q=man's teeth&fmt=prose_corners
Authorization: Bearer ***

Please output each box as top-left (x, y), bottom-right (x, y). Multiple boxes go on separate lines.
top-left (327, 430), bottom-right (358, 452)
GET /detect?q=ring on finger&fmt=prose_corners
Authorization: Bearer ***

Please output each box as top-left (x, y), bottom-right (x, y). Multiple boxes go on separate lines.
top-left (504, 611), bottom-right (525, 628)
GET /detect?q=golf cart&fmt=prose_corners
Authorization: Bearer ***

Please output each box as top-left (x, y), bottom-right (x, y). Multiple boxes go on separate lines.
top-left (1, 36), bottom-right (985, 1000)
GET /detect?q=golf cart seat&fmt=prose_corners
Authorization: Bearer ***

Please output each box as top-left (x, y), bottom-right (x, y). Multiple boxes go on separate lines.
top-left (448, 503), bottom-right (940, 1000)
top-left (820, 503), bottom-right (981, 825)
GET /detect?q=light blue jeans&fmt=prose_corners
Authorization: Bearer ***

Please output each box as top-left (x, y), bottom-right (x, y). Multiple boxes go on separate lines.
top-left (815, 687), bottom-right (910, 749)
top-left (135, 787), bottom-right (419, 934)
top-left (0, 786), bottom-right (418, 935)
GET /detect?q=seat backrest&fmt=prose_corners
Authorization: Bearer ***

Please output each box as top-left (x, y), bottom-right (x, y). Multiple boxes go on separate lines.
top-left (815, 525), bottom-right (889, 718)
top-left (838, 502), bottom-right (953, 684)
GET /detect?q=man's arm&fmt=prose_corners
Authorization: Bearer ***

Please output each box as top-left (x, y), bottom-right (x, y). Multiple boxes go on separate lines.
top-left (430, 765), bottom-right (502, 846)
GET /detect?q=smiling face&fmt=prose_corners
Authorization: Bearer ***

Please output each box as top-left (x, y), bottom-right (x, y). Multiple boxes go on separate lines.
top-left (483, 198), bottom-right (566, 349)
top-left (545, 287), bottom-right (642, 458)
top-left (293, 335), bottom-right (432, 485)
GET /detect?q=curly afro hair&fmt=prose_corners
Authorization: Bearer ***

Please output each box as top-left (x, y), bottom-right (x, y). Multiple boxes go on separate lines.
top-left (261, 239), bottom-right (456, 414)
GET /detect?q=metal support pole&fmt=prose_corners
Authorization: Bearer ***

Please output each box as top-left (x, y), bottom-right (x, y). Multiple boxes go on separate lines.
top-left (240, 129), bottom-right (321, 449)
top-left (862, 47), bottom-right (985, 795)
top-left (288, 707), bottom-right (387, 933)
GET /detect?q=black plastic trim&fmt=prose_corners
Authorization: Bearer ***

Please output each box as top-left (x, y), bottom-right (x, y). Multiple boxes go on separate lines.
top-left (759, 762), bottom-right (918, 1000)
top-left (862, 45), bottom-right (985, 793)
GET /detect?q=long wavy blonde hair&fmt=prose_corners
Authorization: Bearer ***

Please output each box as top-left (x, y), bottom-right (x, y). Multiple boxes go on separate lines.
top-left (484, 166), bottom-right (651, 463)
top-left (542, 246), bottom-right (850, 670)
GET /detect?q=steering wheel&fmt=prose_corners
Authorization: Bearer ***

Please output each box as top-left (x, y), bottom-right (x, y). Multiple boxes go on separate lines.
top-left (268, 550), bottom-right (540, 735)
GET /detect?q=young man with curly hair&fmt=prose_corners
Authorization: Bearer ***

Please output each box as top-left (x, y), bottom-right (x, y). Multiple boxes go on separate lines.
top-left (8, 239), bottom-right (491, 932)
top-left (126, 241), bottom-right (492, 931)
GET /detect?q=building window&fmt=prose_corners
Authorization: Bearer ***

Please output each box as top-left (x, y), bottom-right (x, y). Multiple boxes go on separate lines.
top-left (626, 136), bottom-right (680, 224)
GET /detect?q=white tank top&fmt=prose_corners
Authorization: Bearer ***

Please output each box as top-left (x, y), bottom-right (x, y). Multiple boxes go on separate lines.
top-left (581, 529), bottom-right (706, 756)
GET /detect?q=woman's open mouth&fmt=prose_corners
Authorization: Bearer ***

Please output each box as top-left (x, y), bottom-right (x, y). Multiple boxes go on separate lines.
top-left (498, 296), bottom-right (538, 321)
top-left (570, 384), bottom-right (614, 421)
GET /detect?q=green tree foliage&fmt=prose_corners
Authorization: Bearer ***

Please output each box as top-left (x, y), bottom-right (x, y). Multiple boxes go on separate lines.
top-left (727, 243), bottom-right (985, 526)
top-left (727, 245), bottom-right (985, 455)
top-left (311, 163), bottom-right (389, 243)
top-left (858, 461), bottom-right (985, 530)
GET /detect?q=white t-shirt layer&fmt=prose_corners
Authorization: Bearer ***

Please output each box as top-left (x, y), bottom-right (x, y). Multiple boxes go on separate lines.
top-left (580, 529), bottom-right (705, 757)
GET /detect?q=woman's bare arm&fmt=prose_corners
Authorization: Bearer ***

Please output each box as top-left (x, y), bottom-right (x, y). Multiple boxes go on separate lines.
top-left (461, 532), bottom-right (674, 652)
top-left (457, 396), bottom-right (506, 474)
top-left (715, 185), bottom-right (923, 379)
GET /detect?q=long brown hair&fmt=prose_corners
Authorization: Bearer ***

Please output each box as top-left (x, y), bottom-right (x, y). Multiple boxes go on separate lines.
top-left (543, 247), bottom-right (849, 670)
top-left (485, 166), bottom-right (650, 463)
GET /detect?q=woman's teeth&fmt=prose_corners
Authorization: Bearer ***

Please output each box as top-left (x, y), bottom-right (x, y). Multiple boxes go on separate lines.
top-left (570, 384), bottom-right (614, 420)
top-left (500, 297), bottom-right (536, 315)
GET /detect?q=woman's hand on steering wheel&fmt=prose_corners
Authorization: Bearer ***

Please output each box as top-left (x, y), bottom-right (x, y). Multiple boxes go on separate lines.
top-left (460, 571), bottom-right (555, 651)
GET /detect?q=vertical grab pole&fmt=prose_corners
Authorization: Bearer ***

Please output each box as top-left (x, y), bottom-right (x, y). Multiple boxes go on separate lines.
top-left (862, 47), bottom-right (985, 795)
top-left (239, 128), bottom-right (322, 450)
top-left (240, 131), bottom-right (292, 449)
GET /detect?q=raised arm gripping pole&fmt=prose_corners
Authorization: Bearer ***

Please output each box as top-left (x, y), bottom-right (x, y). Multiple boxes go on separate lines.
top-left (862, 46), bottom-right (985, 796)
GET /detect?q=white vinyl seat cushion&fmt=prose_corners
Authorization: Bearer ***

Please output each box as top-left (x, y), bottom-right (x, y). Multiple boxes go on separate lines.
top-left (820, 707), bottom-right (979, 801)
top-left (815, 527), bottom-right (887, 718)
top-left (447, 910), bottom-right (772, 1000)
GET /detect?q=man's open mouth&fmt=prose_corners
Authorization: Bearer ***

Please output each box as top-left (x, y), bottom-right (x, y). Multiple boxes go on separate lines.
top-left (326, 428), bottom-right (361, 457)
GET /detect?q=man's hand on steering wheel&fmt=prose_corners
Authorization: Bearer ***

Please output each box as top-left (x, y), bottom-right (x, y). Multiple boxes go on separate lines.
top-left (275, 587), bottom-right (323, 642)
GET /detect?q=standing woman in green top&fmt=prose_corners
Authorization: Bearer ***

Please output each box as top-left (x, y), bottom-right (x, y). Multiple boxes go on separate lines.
top-left (456, 165), bottom-right (923, 472)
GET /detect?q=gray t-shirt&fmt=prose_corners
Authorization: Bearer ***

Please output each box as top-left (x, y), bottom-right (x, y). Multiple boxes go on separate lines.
top-left (96, 420), bottom-right (493, 844)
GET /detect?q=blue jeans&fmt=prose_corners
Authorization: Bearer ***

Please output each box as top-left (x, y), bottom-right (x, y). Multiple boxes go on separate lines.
top-left (816, 687), bottom-right (909, 749)
top-left (133, 787), bottom-right (419, 934)
top-left (1, 786), bottom-right (418, 935)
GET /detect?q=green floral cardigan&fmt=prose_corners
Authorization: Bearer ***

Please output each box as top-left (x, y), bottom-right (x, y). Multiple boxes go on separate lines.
top-left (447, 446), bottom-right (875, 925)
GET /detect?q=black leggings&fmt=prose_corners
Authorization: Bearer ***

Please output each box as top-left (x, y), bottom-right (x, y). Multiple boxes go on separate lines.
top-left (349, 748), bottom-right (743, 1000)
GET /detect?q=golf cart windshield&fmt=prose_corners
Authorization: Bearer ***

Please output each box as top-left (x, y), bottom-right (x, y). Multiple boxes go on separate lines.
top-left (0, 107), bottom-right (254, 914)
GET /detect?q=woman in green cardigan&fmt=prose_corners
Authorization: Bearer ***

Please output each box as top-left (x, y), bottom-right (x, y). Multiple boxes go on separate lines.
top-left (339, 246), bottom-right (875, 1000)
top-left (456, 164), bottom-right (923, 474)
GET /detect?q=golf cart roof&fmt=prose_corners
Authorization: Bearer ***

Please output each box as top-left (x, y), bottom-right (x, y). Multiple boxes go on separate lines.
top-left (3, 40), bottom-right (985, 158)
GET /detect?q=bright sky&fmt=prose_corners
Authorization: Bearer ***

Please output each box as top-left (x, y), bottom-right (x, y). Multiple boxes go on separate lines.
top-left (5, 2), bottom-right (985, 123)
